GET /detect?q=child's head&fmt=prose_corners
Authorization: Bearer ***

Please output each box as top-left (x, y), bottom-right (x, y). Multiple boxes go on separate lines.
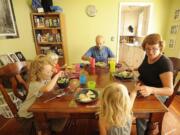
top-left (46, 52), bottom-right (59, 64)
top-left (99, 83), bottom-right (132, 127)
top-left (29, 54), bottom-right (54, 82)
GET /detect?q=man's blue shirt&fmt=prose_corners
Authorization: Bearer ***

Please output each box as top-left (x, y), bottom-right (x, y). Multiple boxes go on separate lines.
top-left (84, 46), bottom-right (114, 63)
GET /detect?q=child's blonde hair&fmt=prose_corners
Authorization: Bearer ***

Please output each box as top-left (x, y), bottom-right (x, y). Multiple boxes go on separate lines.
top-left (99, 83), bottom-right (132, 127)
top-left (29, 54), bottom-right (54, 82)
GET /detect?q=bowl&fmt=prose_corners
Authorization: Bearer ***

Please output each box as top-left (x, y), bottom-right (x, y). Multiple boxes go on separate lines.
top-left (57, 77), bottom-right (70, 89)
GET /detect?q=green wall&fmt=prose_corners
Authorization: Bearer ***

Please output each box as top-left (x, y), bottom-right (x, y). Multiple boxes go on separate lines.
top-left (0, 0), bottom-right (177, 64)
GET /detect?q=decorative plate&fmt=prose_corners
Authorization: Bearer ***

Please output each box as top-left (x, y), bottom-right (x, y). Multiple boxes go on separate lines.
top-left (86, 5), bottom-right (97, 17)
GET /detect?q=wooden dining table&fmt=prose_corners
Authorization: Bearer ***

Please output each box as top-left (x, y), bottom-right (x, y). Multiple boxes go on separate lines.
top-left (29, 65), bottom-right (168, 135)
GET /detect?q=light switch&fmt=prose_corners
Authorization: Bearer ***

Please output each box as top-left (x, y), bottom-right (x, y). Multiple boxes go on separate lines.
top-left (111, 36), bottom-right (115, 41)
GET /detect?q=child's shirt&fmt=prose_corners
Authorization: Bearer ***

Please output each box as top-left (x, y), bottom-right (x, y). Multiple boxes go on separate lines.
top-left (18, 80), bottom-right (49, 118)
top-left (107, 118), bottom-right (132, 135)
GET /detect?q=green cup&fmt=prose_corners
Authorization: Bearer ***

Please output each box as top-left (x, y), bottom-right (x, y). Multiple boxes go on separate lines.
top-left (87, 81), bottom-right (96, 90)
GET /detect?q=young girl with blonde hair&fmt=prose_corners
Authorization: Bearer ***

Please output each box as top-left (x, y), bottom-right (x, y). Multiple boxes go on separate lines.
top-left (18, 55), bottom-right (67, 133)
top-left (18, 54), bottom-right (63, 118)
top-left (99, 83), bottom-right (137, 135)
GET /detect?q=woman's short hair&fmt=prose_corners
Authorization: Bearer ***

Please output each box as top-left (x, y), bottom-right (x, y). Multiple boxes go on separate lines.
top-left (142, 33), bottom-right (165, 52)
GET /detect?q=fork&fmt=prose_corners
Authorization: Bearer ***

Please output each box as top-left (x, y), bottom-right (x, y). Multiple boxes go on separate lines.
top-left (43, 92), bottom-right (66, 103)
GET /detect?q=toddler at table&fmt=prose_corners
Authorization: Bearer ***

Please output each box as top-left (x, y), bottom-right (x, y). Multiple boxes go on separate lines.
top-left (46, 51), bottom-right (61, 73)
top-left (18, 54), bottom-right (67, 133)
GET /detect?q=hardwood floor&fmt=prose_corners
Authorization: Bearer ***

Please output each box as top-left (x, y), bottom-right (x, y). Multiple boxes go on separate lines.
top-left (162, 96), bottom-right (180, 135)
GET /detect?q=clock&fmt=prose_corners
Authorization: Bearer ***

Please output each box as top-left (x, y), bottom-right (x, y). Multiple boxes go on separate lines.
top-left (86, 5), bottom-right (97, 17)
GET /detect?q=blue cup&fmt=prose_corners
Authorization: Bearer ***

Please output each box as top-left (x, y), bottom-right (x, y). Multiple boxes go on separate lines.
top-left (79, 74), bottom-right (86, 85)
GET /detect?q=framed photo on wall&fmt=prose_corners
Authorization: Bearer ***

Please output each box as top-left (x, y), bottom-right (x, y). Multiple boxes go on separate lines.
top-left (0, 0), bottom-right (19, 39)
top-left (174, 9), bottom-right (180, 20)
top-left (169, 39), bottom-right (176, 49)
top-left (170, 24), bottom-right (180, 34)
top-left (0, 54), bottom-right (13, 65)
top-left (8, 53), bottom-right (20, 62)
top-left (15, 52), bottom-right (26, 61)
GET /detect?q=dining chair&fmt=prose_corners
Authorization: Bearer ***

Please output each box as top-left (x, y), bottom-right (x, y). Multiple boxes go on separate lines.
top-left (0, 83), bottom-right (36, 135)
top-left (0, 62), bottom-right (29, 101)
top-left (169, 57), bottom-right (180, 84)
top-left (0, 114), bottom-right (23, 135)
top-left (169, 57), bottom-right (180, 95)
top-left (145, 80), bottom-right (180, 135)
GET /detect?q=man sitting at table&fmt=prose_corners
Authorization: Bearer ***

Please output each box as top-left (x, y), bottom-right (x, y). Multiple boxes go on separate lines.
top-left (81, 35), bottom-right (115, 63)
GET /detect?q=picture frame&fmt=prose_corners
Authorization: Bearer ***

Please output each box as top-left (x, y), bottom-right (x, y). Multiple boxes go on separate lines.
top-left (15, 52), bottom-right (26, 61)
top-left (170, 24), bottom-right (179, 34)
top-left (169, 39), bottom-right (176, 49)
top-left (8, 53), bottom-right (20, 63)
top-left (174, 9), bottom-right (180, 20)
top-left (0, 54), bottom-right (13, 65)
top-left (0, 0), bottom-right (19, 39)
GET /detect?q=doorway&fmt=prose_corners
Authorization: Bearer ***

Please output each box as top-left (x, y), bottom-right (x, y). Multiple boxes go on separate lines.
top-left (117, 2), bottom-right (153, 68)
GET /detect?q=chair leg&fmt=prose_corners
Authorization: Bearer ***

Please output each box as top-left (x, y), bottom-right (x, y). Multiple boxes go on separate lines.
top-left (145, 122), bottom-right (161, 135)
top-left (158, 121), bottom-right (162, 135)
top-left (29, 121), bottom-right (36, 135)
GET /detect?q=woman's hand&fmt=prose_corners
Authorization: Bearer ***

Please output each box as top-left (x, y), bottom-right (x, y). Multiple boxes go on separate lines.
top-left (139, 85), bottom-right (153, 97)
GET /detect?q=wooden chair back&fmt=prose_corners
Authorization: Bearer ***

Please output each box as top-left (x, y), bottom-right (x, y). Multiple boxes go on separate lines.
top-left (165, 80), bottom-right (180, 107)
top-left (169, 57), bottom-right (180, 83)
top-left (0, 84), bottom-right (18, 118)
top-left (0, 81), bottom-right (36, 135)
top-left (0, 62), bottom-right (29, 101)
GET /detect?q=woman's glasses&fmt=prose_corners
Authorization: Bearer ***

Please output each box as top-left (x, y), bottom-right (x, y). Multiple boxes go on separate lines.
top-left (145, 47), bottom-right (159, 52)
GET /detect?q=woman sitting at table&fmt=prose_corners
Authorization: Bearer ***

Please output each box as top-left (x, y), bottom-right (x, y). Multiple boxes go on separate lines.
top-left (136, 33), bottom-right (174, 135)
top-left (99, 83), bottom-right (137, 135)
top-left (18, 54), bottom-right (67, 133)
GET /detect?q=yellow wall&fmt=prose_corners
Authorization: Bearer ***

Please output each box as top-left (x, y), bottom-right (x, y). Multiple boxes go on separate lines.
top-left (54, 0), bottom-right (171, 63)
top-left (0, 0), bottom-right (174, 64)
top-left (164, 0), bottom-right (180, 58)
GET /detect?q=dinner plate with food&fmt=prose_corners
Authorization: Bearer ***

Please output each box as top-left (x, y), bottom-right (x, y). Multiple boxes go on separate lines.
top-left (113, 70), bottom-right (134, 80)
top-left (75, 89), bottom-right (98, 103)
top-left (95, 62), bottom-right (107, 68)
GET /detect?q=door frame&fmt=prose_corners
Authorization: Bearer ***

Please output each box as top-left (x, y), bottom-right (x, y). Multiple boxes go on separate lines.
top-left (116, 2), bottom-right (153, 62)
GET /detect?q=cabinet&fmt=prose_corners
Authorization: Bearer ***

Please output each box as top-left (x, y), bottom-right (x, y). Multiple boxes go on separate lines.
top-left (30, 13), bottom-right (66, 65)
top-left (119, 44), bottom-right (145, 68)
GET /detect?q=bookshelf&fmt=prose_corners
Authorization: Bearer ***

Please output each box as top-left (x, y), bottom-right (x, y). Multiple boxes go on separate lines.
top-left (30, 12), bottom-right (66, 65)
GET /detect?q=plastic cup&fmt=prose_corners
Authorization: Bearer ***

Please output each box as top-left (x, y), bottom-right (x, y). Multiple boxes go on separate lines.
top-left (109, 60), bottom-right (116, 72)
top-left (90, 57), bottom-right (95, 68)
top-left (79, 74), bottom-right (86, 85)
top-left (87, 81), bottom-right (96, 90)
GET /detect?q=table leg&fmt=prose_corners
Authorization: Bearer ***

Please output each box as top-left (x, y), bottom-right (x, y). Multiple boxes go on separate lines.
top-left (34, 113), bottom-right (51, 135)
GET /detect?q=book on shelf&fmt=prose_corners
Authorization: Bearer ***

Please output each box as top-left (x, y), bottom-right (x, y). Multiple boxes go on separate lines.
top-left (36, 32), bottom-right (61, 43)
top-left (33, 16), bottom-right (60, 28)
